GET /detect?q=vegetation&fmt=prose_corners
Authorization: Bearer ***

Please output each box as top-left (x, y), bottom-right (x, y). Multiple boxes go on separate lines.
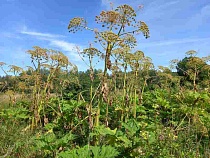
top-left (0, 3), bottom-right (210, 158)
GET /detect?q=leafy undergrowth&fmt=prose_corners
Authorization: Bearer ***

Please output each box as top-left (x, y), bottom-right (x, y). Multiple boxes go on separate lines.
top-left (0, 89), bottom-right (209, 158)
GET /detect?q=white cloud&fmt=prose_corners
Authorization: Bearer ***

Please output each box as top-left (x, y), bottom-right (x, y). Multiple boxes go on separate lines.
top-left (19, 28), bottom-right (84, 63)
top-left (20, 31), bottom-right (65, 38)
top-left (50, 40), bottom-right (76, 52)
top-left (49, 40), bottom-right (82, 61)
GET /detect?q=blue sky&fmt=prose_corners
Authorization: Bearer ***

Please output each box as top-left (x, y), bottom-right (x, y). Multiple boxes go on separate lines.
top-left (0, 0), bottom-right (210, 75)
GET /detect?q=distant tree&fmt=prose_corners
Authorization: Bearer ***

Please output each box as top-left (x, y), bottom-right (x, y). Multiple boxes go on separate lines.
top-left (176, 50), bottom-right (210, 91)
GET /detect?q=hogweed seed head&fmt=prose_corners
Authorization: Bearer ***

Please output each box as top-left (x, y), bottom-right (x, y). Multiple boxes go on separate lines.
top-left (27, 46), bottom-right (48, 60)
top-left (116, 4), bottom-right (136, 26)
top-left (82, 47), bottom-right (100, 57)
top-left (100, 31), bottom-right (121, 43)
top-left (121, 34), bottom-right (137, 48)
top-left (137, 21), bottom-right (150, 39)
top-left (96, 10), bottom-right (120, 25)
top-left (8, 65), bottom-right (23, 74)
top-left (68, 17), bottom-right (87, 33)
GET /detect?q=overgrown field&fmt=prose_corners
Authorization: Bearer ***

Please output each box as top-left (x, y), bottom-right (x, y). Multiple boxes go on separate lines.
top-left (0, 4), bottom-right (210, 158)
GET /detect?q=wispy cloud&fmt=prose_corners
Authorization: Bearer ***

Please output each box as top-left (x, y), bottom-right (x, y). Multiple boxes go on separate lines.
top-left (19, 28), bottom-right (83, 63)
top-left (20, 31), bottom-right (65, 38)
top-left (47, 39), bottom-right (88, 70)
top-left (19, 24), bottom-right (65, 38)
top-left (49, 40), bottom-right (82, 61)
top-left (140, 37), bottom-right (210, 48)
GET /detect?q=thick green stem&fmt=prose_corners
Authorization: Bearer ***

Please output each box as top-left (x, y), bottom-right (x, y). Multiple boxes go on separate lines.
top-left (95, 98), bottom-right (100, 127)
top-left (133, 69), bottom-right (138, 118)
top-left (140, 78), bottom-right (147, 105)
top-left (89, 78), bottom-right (93, 129)
top-left (105, 100), bottom-right (109, 127)
top-left (193, 67), bottom-right (197, 92)
top-left (122, 63), bottom-right (127, 122)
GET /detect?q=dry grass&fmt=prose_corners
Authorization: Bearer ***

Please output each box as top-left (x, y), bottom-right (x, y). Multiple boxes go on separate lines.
top-left (0, 93), bottom-right (25, 106)
top-left (0, 93), bottom-right (57, 105)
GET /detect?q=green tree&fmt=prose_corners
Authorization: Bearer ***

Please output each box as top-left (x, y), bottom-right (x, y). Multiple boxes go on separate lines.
top-left (176, 50), bottom-right (210, 91)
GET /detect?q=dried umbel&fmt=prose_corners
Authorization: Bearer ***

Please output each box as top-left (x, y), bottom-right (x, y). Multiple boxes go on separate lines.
top-left (143, 56), bottom-right (154, 69)
top-left (137, 21), bottom-right (150, 39)
top-left (133, 50), bottom-right (144, 60)
top-left (187, 57), bottom-right (205, 69)
top-left (50, 51), bottom-right (69, 67)
top-left (8, 65), bottom-right (23, 74)
top-left (186, 50), bottom-right (197, 57)
top-left (100, 31), bottom-right (121, 43)
top-left (68, 17), bottom-right (87, 33)
top-left (116, 4), bottom-right (136, 26)
top-left (128, 51), bottom-right (145, 69)
top-left (27, 46), bottom-right (48, 60)
top-left (112, 47), bottom-right (130, 60)
top-left (95, 10), bottom-right (120, 25)
top-left (121, 34), bottom-right (137, 48)
top-left (112, 48), bottom-right (124, 56)
top-left (82, 47), bottom-right (100, 57)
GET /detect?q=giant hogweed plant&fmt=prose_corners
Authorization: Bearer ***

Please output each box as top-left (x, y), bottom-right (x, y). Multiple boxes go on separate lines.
top-left (0, 46), bottom-right (77, 129)
top-left (27, 46), bottom-right (77, 129)
top-left (68, 4), bottom-right (150, 129)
